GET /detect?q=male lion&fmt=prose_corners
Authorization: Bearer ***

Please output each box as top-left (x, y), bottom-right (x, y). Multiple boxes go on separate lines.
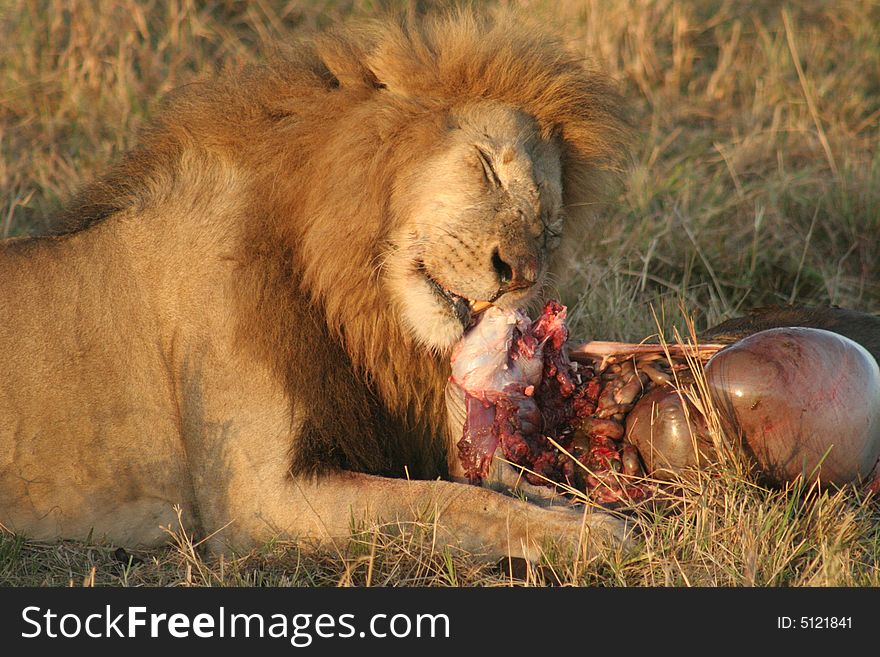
top-left (0, 12), bottom-right (629, 561)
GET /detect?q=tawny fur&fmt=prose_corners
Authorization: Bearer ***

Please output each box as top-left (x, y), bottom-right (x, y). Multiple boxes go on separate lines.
top-left (0, 11), bottom-right (629, 560)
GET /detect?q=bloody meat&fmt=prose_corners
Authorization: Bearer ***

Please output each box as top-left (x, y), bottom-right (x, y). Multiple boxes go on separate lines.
top-left (450, 300), bottom-right (648, 503)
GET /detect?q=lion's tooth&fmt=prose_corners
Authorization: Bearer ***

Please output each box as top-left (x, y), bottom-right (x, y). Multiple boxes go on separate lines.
top-left (470, 300), bottom-right (492, 314)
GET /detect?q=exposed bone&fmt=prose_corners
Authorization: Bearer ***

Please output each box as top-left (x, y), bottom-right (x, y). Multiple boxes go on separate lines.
top-left (569, 340), bottom-right (726, 370)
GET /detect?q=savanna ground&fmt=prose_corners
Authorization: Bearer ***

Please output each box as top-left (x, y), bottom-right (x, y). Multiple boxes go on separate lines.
top-left (1, 0), bottom-right (878, 586)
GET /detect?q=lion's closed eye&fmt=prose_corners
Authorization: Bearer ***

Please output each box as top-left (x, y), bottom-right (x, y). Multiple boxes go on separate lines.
top-left (475, 146), bottom-right (501, 189)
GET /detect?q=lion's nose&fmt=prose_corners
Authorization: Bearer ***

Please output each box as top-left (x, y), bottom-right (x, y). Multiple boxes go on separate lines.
top-left (491, 246), bottom-right (539, 296)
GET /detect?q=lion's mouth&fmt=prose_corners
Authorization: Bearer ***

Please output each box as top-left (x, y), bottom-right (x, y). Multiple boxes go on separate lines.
top-left (417, 262), bottom-right (492, 329)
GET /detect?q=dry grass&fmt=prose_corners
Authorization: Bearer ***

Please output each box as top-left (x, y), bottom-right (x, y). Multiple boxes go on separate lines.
top-left (1, 0), bottom-right (879, 586)
top-left (3, 466), bottom-right (878, 587)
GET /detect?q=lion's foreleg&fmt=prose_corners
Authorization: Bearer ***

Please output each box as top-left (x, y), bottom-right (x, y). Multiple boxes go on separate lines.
top-left (218, 472), bottom-right (628, 562)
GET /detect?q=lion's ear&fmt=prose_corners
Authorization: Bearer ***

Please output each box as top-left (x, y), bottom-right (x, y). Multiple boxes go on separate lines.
top-left (314, 32), bottom-right (389, 92)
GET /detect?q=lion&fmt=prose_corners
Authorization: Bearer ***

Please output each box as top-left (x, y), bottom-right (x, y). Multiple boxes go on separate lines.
top-left (0, 11), bottom-right (631, 562)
